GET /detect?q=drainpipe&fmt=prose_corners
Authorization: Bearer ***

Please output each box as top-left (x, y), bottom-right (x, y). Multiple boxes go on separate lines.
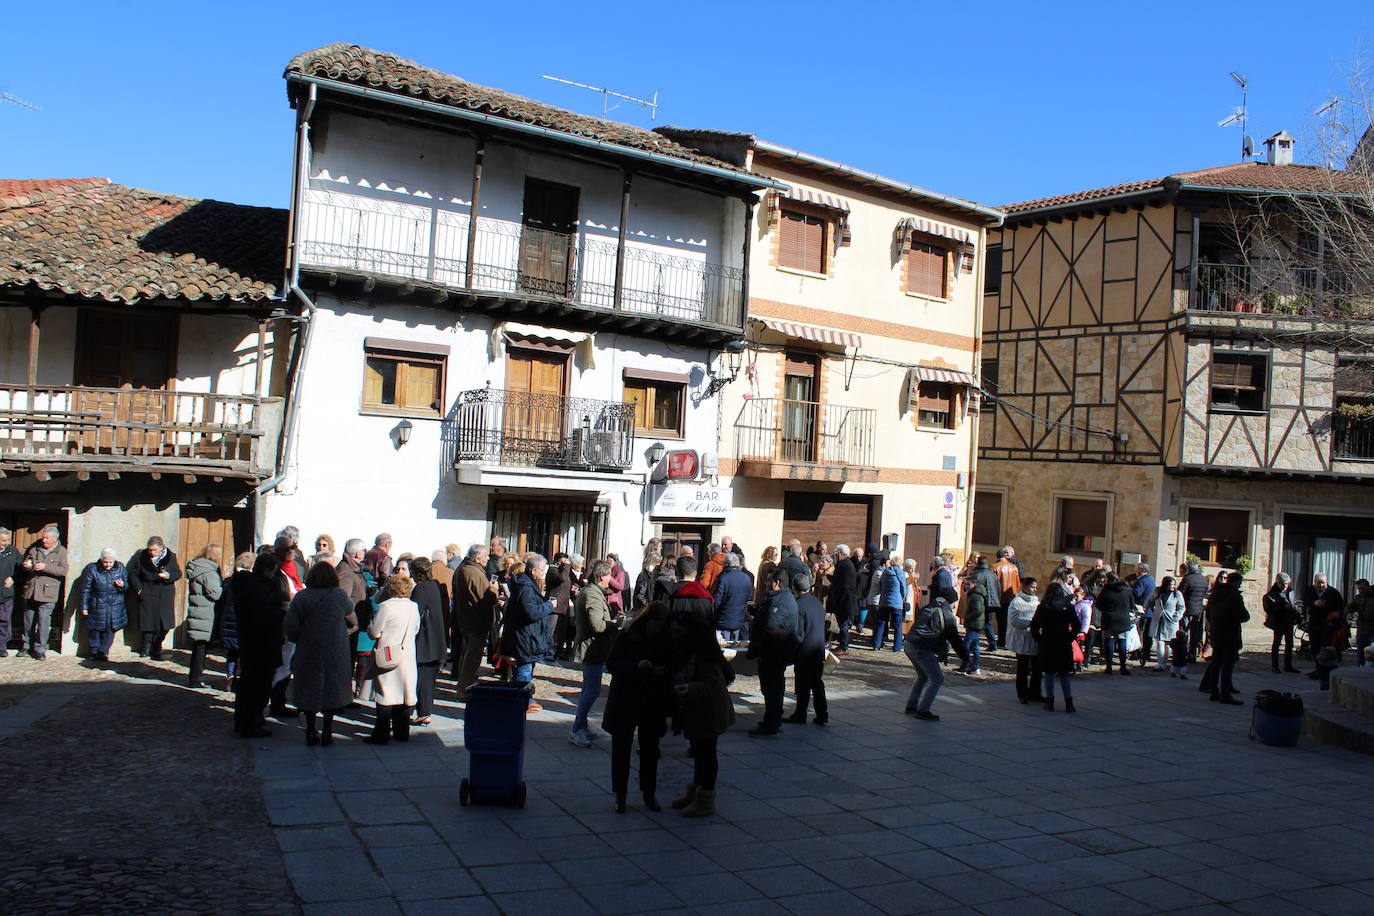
top-left (963, 226), bottom-right (988, 561)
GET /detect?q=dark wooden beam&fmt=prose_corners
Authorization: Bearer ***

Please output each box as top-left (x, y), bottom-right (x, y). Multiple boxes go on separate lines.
top-left (430, 289), bottom-right (449, 305)
top-left (76, 470), bottom-right (90, 481)
top-left (398, 282), bottom-right (416, 298)
top-left (27, 306), bottom-right (42, 386)
top-left (34, 470), bottom-right (50, 482)
top-left (362, 277), bottom-right (376, 294)
top-left (182, 474), bottom-right (197, 484)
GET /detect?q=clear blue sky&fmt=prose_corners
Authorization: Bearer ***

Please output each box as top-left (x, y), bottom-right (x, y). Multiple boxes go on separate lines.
top-left (4, 1), bottom-right (1371, 211)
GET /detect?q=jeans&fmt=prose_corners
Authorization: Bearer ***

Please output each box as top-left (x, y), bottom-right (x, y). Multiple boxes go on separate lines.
top-left (1154, 636), bottom-right (1172, 668)
top-left (758, 657), bottom-right (786, 731)
top-left (872, 606), bottom-right (904, 652)
top-left (906, 646), bottom-right (944, 712)
top-left (1103, 634), bottom-right (1128, 670)
top-left (1015, 654), bottom-right (1043, 701)
top-left (512, 662), bottom-right (534, 684)
top-left (23, 600), bottom-right (55, 656)
top-left (962, 628), bottom-right (981, 671)
top-left (1042, 672), bottom-right (1073, 700)
top-left (792, 657), bottom-right (827, 720)
top-left (716, 629), bottom-right (744, 644)
top-left (88, 628), bottom-right (117, 656)
top-left (573, 662), bottom-right (605, 731)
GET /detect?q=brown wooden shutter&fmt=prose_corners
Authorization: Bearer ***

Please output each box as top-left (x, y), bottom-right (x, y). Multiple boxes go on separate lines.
top-left (1060, 499), bottom-right (1107, 538)
top-left (906, 243), bottom-right (947, 297)
top-left (779, 208), bottom-right (826, 273)
top-left (1211, 358), bottom-right (1254, 389)
top-left (403, 361), bottom-right (440, 411)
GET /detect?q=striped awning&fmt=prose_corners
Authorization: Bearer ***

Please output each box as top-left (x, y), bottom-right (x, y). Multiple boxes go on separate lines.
top-left (896, 216), bottom-right (975, 247)
top-left (751, 316), bottom-right (860, 348)
top-left (912, 365), bottom-right (977, 385)
top-left (782, 185), bottom-right (850, 214)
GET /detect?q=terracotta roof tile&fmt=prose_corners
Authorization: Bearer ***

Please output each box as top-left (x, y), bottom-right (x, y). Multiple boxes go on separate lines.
top-left (286, 44), bottom-right (746, 173)
top-left (0, 179), bottom-right (285, 305)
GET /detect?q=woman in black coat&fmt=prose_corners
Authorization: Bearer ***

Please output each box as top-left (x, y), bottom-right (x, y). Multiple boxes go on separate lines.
top-left (603, 599), bottom-right (673, 813)
top-left (1030, 583), bottom-right (1082, 712)
top-left (128, 536), bottom-right (182, 660)
top-left (409, 557), bottom-right (449, 726)
top-left (233, 554), bottom-right (290, 738)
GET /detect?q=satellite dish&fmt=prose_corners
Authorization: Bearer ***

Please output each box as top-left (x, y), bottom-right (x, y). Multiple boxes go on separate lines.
top-left (1243, 136), bottom-right (1254, 157)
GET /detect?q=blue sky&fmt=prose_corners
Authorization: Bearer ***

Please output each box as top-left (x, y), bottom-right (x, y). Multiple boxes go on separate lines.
top-left (3, 1), bottom-right (1371, 210)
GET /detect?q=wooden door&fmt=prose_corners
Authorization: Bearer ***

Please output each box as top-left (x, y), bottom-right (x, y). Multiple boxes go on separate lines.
top-left (174, 507), bottom-right (249, 626)
top-left (518, 178), bottom-right (578, 297)
top-left (904, 523), bottom-right (941, 603)
top-left (505, 349), bottom-right (569, 459)
top-left (781, 353), bottom-right (819, 462)
top-left (72, 310), bottom-right (177, 454)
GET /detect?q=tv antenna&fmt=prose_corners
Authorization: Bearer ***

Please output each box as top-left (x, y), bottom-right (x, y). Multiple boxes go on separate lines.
top-left (1, 91), bottom-right (40, 111)
top-left (541, 74), bottom-right (659, 121)
top-left (1217, 71), bottom-right (1249, 160)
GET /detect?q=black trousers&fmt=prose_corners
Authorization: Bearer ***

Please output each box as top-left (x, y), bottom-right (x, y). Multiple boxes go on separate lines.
top-left (610, 727), bottom-right (661, 797)
top-left (690, 735), bottom-right (719, 791)
top-left (415, 661), bottom-right (440, 717)
top-left (270, 676), bottom-right (291, 713)
top-left (833, 609), bottom-right (851, 651)
top-left (189, 639), bottom-right (208, 684)
top-left (1271, 626), bottom-right (1294, 669)
top-left (553, 614), bottom-right (572, 658)
top-left (141, 629), bottom-right (168, 659)
top-left (1015, 654), bottom-right (1043, 701)
top-left (372, 705), bottom-right (411, 743)
top-left (991, 607), bottom-right (1008, 647)
top-left (758, 657), bottom-right (786, 731)
top-left (792, 657), bottom-right (827, 719)
top-left (234, 667), bottom-right (272, 734)
top-left (1187, 617), bottom-right (1205, 661)
top-left (1200, 650), bottom-right (1238, 696)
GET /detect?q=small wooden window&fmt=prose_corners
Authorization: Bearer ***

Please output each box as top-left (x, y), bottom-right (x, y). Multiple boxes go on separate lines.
top-left (363, 346), bottom-right (445, 416)
top-left (1210, 352), bottom-right (1268, 413)
top-left (917, 380), bottom-right (956, 429)
top-left (1057, 497), bottom-right (1108, 557)
top-left (980, 358), bottom-right (1000, 394)
top-left (624, 377), bottom-right (685, 437)
top-left (906, 241), bottom-right (948, 298)
top-left (778, 207), bottom-right (828, 274)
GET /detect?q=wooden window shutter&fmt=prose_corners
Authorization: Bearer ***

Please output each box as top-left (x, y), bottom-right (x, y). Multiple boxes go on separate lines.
top-left (1061, 499), bottom-right (1107, 538)
top-left (906, 243), bottom-right (946, 297)
top-left (779, 208), bottom-right (825, 273)
top-left (1212, 358), bottom-right (1253, 389)
top-left (404, 362), bottom-right (440, 411)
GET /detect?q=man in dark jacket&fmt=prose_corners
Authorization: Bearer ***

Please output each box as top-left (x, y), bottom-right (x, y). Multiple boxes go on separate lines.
top-left (972, 556), bottom-right (1002, 651)
top-left (906, 597), bottom-right (968, 720)
top-left (712, 552), bottom-right (752, 642)
top-left (1180, 562), bottom-right (1210, 662)
top-left (0, 527), bottom-right (19, 658)
top-left (1200, 573), bottom-right (1249, 704)
top-left (454, 545), bottom-right (498, 696)
top-left (929, 555), bottom-right (958, 605)
top-left (363, 533), bottom-right (394, 584)
top-left (545, 553), bottom-right (575, 660)
top-left (777, 539), bottom-right (809, 592)
top-left (668, 556), bottom-right (713, 628)
top-left (748, 569), bottom-right (800, 737)
top-left (1307, 573), bottom-right (1345, 660)
top-left (500, 555), bottom-right (554, 709)
top-left (785, 571), bottom-right (828, 725)
top-left (828, 544), bottom-right (859, 653)
top-left (1096, 574), bottom-right (1135, 675)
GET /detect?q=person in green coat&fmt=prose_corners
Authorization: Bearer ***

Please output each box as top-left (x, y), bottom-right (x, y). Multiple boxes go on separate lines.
top-left (958, 579), bottom-right (988, 676)
top-left (570, 560), bottom-right (618, 748)
top-left (185, 545), bottom-right (224, 689)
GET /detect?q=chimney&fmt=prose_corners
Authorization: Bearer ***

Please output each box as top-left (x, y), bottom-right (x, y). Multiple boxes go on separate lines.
top-left (1265, 130), bottom-right (1295, 165)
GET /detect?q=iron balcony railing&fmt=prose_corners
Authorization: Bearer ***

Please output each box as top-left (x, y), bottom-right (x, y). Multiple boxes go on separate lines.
top-left (0, 385), bottom-right (282, 477)
top-left (445, 387), bottom-right (636, 471)
top-left (1333, 414), bottom-right (1374, 460)
top-left (1195, 261), bottom-right (1351, 313)
top-left (735, 397), bottom-right (877, 467)
top-left (300, 193), bottom-right (746, 328)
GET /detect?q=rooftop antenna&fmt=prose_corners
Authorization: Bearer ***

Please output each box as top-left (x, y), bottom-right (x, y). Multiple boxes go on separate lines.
top-left (0, 91), bottom-right (40, 111)
top-left (1217, 71), bottom-right (1249, 161)
top-left (541, 74), bottom-right (659, 121)
top-left (1314, 97), bottom-right (1347, 167)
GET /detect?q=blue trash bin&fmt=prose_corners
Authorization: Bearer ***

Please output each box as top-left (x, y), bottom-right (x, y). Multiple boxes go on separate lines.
top-left (460, 683), bottom-right (528, 807)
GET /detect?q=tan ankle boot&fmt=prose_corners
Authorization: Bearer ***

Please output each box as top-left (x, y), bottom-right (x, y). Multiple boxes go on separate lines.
top-left (681, 788), bottom-right (715, 818)
top-left (669, 783), bottom-right (697, 810)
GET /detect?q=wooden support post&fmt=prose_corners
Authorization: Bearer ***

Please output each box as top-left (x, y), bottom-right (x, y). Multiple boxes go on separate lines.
top-left (1188, 210), bottom-right (1201, 310)
top-left (76, 470), bottom-right (90, 481)
top-left (613, 172), bottom-right (633, 310)
top-left (465, 140), bottom-right (486, 290)
top-left (27, 306), bottom-right (42, 386)
top-left (34, 469), bottom-right (50, 482)
top-left (254, 319), bottom-right (267, 398)
top-left (106, 471), bottom-right (120, 480)
top-left (182, 474), bottom-right (197, 484)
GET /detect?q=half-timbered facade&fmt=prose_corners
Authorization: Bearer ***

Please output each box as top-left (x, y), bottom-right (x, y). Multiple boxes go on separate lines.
top-left (977, 136), bottom-right (1374, 598)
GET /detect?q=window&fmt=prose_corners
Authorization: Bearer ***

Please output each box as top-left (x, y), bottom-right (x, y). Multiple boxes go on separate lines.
top-left (1209, 352), bottom-right (1268, 412)
top-left (623, 374), bottom-right (685, 437)
top-left (1056, 497), bottom-right (1108, 557)
top-left (973, 489), bottom-right (1004, 547)
top-left (905, 241), bottom-right (948, 298)
top-left (983, 245), bottom-right (1003, 295)
top-left (778, 207), bottom-right (828, 274)
top-left (916, 381), bottom-right (956, 429)
top-left (1335, 358), bottom-right (1374, 459)
top-left (362, 338), bottom-right (447, 416)
top-left (980, 358), bottom-right (1000, 395)
top-left (1186, 506), bottom-right (1250, 567)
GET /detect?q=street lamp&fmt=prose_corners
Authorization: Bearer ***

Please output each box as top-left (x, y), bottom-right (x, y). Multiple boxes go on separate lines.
top-left (395, 419), bottom-right (414, 448)
top-left (648, 441), bottom-right (666, 465)
top-left (703, 340), bottom-right (747, 398)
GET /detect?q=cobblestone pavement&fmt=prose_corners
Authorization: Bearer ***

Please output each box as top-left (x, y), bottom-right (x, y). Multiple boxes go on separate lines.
top-left (4, 647), bottom-right (1371, 915)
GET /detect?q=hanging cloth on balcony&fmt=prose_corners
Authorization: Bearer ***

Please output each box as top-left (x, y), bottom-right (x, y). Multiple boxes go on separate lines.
top-left (491, 322), bottom-right (596, 369)
top-left (749, 316), bottom-right (859, 349)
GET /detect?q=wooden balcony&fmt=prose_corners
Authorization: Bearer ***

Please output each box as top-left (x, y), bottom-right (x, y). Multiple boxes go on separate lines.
top-left (734, 397), bottom-right (878, 481)
top-left (0, 385), bottom-right (283, 481)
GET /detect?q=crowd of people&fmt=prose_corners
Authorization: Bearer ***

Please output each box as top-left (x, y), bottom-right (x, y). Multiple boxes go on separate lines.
top-left (3, 522), bottom-right (1370, 815)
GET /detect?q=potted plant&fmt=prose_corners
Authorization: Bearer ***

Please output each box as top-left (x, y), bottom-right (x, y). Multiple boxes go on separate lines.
top-left (1234, 555), bottom-right (1253, 577)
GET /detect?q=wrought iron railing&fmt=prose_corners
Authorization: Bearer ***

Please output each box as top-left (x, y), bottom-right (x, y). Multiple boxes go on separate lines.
top-left (445, 387), bottom-right (635, 471)
top-left (0, 385), bottom-right (282, 476)
top-left (735, 398), bottom-right (877, 467)
top-left (1333, 414), bottom-right (1374, 460)
top-left (300, 192), bottom-right (745, 327)
top-left (1195, 261), bottom-right (1351, 313)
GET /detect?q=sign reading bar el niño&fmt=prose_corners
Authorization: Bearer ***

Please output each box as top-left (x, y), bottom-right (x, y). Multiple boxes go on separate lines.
top-left (649, 484), bottom-right (732, 520)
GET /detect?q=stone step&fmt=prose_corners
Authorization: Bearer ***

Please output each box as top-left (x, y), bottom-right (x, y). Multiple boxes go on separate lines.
top-left (1329, 666), bottom-right (1374, 718)
top-left (1304, 704), bottom-right (1374, 756)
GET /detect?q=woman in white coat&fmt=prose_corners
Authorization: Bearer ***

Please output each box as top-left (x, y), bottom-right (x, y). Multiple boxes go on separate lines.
top-left (1149, 576), bottom-right (1186, 671)
top-left (365, 575), bottom-right (421, 745)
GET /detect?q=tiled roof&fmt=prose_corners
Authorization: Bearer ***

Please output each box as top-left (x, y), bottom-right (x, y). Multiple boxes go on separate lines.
top-left (1005, 162), bottom-right (1369, 215)
top-left (287, 44), bottom-right (744, 172)
top-left (0, 178), bottom-right (285, 304)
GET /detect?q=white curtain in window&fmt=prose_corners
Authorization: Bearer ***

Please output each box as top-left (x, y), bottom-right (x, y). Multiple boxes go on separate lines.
top-left (1314, 537), bottom-right (1347, 590)
top-left (1353, 540), bottom-right (1374, 587)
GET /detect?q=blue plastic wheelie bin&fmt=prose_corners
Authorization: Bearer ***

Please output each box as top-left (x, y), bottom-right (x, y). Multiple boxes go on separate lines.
top-left (460, 683), bottom-right (529, 807)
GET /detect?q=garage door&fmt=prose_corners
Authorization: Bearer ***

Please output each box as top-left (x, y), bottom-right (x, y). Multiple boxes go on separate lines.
top-left (782, 492), bottom-right (872, 552)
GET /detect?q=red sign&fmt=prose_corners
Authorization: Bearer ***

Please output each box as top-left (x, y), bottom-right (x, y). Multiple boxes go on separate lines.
top-left (666, 450), bottom-right (699, 479)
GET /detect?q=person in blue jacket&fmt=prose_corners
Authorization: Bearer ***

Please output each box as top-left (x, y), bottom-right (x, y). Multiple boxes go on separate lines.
top-left (500, 554), bottom-right (554, 707)
top-left (79, 548), bottom-right (129, 662)
top-left (711, 552), bottom-right (752, 643)
top-left (872, 554), bottom-right (911, 652)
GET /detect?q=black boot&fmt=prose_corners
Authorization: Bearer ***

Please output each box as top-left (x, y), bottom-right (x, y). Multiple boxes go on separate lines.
top-left (366, 705), bottom-right (392, 745)
top-left (304, 713), bottom-right (320, 746)
top-left (1064, 697), bottom-right (1076, 713)
top-left (1043, 697), bottom-right (1055, 711)
top-left (321, 713), bottom-right (334, 746)
top-left (139, 633), bottom-right (152, 658)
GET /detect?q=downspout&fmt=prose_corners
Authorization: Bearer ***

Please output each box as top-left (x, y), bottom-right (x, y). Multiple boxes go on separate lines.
top-left (255, 83), bottom-right (319, 517)
top-left (963, 226), bottom-right (987, 561)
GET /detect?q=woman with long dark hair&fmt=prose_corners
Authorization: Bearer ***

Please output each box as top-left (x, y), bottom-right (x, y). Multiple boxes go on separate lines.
top-left (667, 608), bottom-right (735, 818)
top-left (1030, 582), bottom-right (1082, 712)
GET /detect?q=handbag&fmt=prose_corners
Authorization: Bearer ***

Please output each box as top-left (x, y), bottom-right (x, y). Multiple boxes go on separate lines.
top-left (374, 629), bottom-right (401, 670)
